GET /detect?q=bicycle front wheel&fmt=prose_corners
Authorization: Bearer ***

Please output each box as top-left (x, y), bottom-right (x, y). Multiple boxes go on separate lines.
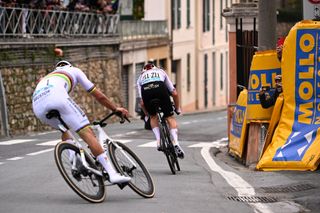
top-left (54, 142), bottom-right (106, 203)
top-left (108, 142), bottom-right (155, 198)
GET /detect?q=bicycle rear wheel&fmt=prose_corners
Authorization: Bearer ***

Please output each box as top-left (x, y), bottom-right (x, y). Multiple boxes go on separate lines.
top-left (160, 124), bottom-right (179, 174)
top-left (108, 141), bottom-right (155, 198)
top-left (54, 142), bottom-right (106, 203)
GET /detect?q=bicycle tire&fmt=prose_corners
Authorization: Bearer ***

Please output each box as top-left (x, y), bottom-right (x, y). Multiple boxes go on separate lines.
top-left (164, 123), bottom-right (181, 172)
top-left (54, 142), bottom-right (106, 203)
top-left (160, 123), bottom-right (177, 175)
top-left (108, 141), bottom-right (155, 198)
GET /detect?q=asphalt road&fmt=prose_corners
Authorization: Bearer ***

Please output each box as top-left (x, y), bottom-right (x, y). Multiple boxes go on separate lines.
top-left (0, 110), bottom-right (319, 213)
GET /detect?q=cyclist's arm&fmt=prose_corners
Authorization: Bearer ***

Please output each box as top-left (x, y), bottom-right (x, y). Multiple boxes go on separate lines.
top-left (136, 78), bottom-right (149, 116)
top-left (90, 88), bottom-right (128, 115)
top-left (163, 72), bottom-right (180, 111)
top-left (139, 99), bottom-right (149, 116)
top-left (171, 89), bottom-right (180, 112)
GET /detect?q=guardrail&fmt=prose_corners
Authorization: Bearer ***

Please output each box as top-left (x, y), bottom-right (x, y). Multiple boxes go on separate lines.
top-left (0, 6), bottom-right (169, 41)
top-left (119, 20), bottom-right (168, 40)
top-left (0, 6), bottom-right (120, 38)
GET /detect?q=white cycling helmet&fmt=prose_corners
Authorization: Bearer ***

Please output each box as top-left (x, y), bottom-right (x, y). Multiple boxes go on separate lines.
top-left (55, 60), bottom-right (72, 68)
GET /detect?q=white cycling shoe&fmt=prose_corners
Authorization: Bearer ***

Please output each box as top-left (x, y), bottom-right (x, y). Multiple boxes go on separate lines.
top-left (174, 144), bottom-right (185, 159)
top-left (109, 173), bottom-right (131, 184)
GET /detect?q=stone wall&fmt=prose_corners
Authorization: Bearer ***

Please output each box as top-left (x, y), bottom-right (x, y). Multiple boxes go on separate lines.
top-left (0, 44), bottom-right (122, 136)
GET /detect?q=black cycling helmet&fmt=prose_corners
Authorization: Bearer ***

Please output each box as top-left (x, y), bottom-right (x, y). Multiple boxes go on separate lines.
top-left (142, 63), bottom-right (155, 72)
top-left (55, 60), bottom-right (72, 68)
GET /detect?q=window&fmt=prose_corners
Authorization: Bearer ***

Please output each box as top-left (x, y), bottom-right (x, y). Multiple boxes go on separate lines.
top-left (159, 58), bottom-right (167, 70)
top-left (172, 0), bottom-right (181, 29)
top-left (212, 52), bottom-right (216, 105)
top-left (187, 53), bottom-right (191, 92)
top-left (203, 0), bottom-right (210, 32)
top-left (212, 0), bottom-right (215, 44)
top-left (220, 0), bottom-right (223, 29)
top-left (187, 0), bottom-right (191, 28)
top-left (204, 54), bottom-right (208, 107)
top-left (220, 53), bottom-right (223, 90)
top-left (225, 0), bottom-right (228, 41)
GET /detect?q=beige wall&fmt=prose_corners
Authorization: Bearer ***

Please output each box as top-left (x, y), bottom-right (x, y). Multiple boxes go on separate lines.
top-left (121, 43), bottom-right (170, 116)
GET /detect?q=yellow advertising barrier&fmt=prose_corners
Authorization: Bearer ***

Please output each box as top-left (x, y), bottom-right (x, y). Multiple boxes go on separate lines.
top-left (229, 89), bottom-right (248, 158)
top-left (257, 20), bottom-right (320, 171)
top-left (260, 94), bottom-right (284, 158)
top-left (247, 50), bottom-right (281, 121)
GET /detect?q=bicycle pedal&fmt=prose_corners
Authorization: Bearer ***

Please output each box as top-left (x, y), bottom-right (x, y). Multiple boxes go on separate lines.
top-left (117, 182), bottom-right (128, 190)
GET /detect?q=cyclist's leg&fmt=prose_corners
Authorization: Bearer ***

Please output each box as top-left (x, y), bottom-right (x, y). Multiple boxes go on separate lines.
top-left (166, 116), bottom-right (178, 144)
top-left (149, 115), bottom-right (161, 149)
top-left (165, 117), bottom-right (184, 159)
top-left (141, 87), bottom-right (161, 149)
top-left (57, 97), bottom-right (130, 184)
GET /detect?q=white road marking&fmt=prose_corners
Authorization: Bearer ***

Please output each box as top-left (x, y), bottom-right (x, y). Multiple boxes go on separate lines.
top-left (36, 139), bottom-right (61, 146)
top-left (116, 139), bottom-right (132, 144)
top-left (139, 141), bottom-right (157, 147)
top-left (189, 137), bottom-right (228, 148)
top-left (199, 138), bottom-right (273, 213)
top-left (111, 131), bottom-right (137, 138)
top-left (199, 138), bottom-right (305, 213)
top-left (27, 148), bottom-right (54, 156)
top-left (7, 157), bottom-right (24, 161)
top-left (217, 116), bottom-right (227, 120)
top-left (181, 121), bottom-right (192, 125)
top-left (0, 162), bottom-right (4, 165)
top-left (180, 117), bottom-right (226, 125)
top-left (0, 139), bottom-right (36, 145)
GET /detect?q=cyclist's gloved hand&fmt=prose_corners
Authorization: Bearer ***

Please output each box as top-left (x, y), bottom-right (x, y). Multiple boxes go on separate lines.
top-left (115, 107), bottom-right (129, 117)
top-left (175, 108), bottom-right (182, 115)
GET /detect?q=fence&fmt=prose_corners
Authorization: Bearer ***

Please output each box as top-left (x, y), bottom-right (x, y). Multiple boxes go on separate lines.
top-left (0, 6), bottom-right (120, 38)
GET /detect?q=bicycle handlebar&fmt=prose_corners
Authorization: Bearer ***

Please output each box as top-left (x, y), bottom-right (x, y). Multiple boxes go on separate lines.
top-left (92, 111), bottom-right (130, 127)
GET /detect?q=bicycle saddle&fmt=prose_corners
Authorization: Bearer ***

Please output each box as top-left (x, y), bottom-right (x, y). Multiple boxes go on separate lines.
top-left (149, 99), bottom-right (161, 110)
top-left (46, 109), bottom-right (61, 119)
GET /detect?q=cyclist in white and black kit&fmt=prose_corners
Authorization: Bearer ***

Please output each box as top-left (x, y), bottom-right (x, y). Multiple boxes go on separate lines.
top-left (32, 60), bottom-right (131, 184)
top-left (137, 63), bottom-right (185, 158)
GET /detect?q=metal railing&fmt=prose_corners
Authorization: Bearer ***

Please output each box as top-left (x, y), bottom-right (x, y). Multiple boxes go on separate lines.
top-left (119, 20), bottom-right (168, 40)
top-left (0, 6), bottom-right (120, 38)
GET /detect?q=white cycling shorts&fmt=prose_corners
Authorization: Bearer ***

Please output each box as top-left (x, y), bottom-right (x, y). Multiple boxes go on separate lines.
top-left (32, 83), bottom-right (90, 132)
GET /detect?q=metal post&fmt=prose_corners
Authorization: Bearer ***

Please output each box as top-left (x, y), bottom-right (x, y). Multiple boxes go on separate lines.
top-left (258, 0), bottom-right (277, 50)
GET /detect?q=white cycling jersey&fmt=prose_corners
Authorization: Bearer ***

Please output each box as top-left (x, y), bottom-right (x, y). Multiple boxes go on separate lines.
top-left (32, 65), bottom-right (96, 132)
top-left (136, 66), bottom-right (175, 98)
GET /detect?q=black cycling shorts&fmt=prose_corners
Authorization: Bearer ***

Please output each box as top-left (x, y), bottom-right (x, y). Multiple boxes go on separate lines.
top-left (141, 81), bottom-right (174, 117)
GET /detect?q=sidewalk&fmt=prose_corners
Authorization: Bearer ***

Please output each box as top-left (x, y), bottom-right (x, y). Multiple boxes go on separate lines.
top-left (214, 144), bottom-right (320, 212)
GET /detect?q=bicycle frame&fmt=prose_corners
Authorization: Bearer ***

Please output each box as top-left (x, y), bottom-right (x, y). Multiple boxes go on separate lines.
top-left (91, 123), bottom-right (137, 169)
top-left (57, 116), bottom-right (137, 180)
top-left (57, 124), bottom-right (103, 177)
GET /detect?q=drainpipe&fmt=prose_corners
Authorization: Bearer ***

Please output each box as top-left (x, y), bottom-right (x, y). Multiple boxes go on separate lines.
top-left (170, 0), bottom-right (173, 75)
top-left (0, 71), bottom-right (9, 137)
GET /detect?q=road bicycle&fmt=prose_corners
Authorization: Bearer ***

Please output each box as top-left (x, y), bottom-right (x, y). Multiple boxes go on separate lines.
top-left (150, 99), bottom-right (180, 175)
top-left (46, 110), bottom-right (155, 203)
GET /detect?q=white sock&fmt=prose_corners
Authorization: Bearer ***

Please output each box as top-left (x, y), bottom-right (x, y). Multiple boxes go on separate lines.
top-left (152, 127), bottom-right (161, 142)
top-left (170, 128), bottom-right (179, 145)
top-left (97, 153), bottom-right (117, 175)
top-left (65, 139), bottom-right (76, 161)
